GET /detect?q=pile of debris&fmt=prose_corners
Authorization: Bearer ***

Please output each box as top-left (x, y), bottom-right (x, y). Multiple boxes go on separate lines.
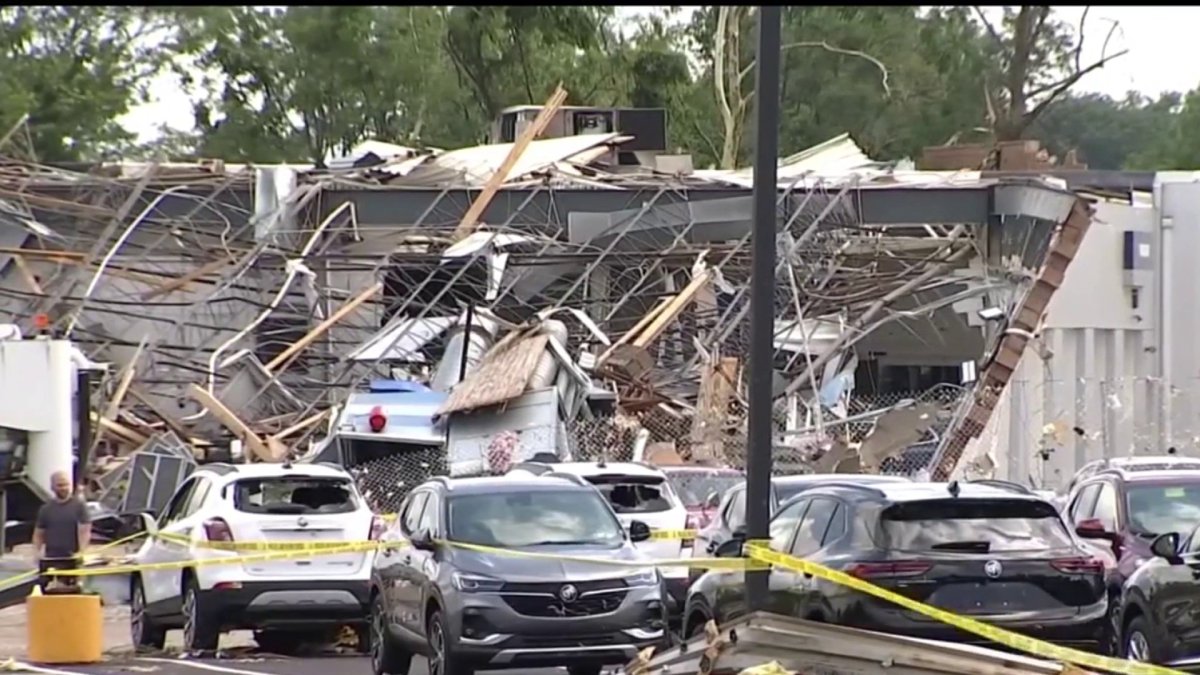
top-left (0, 88), bottom-right (1096, 507)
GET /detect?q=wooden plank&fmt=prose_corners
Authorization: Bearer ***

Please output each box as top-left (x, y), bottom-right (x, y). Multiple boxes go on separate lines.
top-left (631, 270), bottom-right (711, 348)
top-left (188, 384), bottom-right (276, 462)
top-left (140, 257), bottom-right (231, 301)
top-left (689, 356), bottom-right (740, 464)
top-left (451, 85), bottom-right (568, 241)
top-left (437, 332), bottom-right (551, 416)
top-left (270, 409), bottom-right (331, 441)
top-left (264, 282), bottom-right (383, 373)
top-left (11, 255), bottom-right (42, 294)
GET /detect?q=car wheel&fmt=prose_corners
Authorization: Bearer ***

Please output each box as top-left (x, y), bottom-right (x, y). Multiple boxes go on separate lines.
top-left (1124, 616), bottom-right (1157, 663)
top-left (182, 577), bottom-right (219, 653)
top-left (427, 610), bottom-right (472, 675)
top-left (130, 577), bottom-right (166, 652)
top-left (369, 595), bottom-right (412, 675)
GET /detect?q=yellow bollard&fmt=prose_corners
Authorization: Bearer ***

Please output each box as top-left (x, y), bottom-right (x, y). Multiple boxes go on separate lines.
top-left (26, 593), bottom-right (103, 663)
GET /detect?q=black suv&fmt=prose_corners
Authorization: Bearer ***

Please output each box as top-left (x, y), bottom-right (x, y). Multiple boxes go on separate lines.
top-left (1119, 522), bottom-right (1200, 668)
top-left (684, 481), bottom-right (1109, 651)
top-left (368, 475), bottom-right (668, 675)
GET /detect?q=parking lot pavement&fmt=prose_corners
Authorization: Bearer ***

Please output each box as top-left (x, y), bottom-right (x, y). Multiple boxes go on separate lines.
top-left (14, 656), bottom-right (580, 675)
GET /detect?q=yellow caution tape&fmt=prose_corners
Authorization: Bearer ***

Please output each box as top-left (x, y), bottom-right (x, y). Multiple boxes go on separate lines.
top-left (0, 529), bottom-right (152, 591)
top-left (649, 529), bottom-right (697, 541)
top-left (45, 542), bottom-right (382, 578)
top-left (744, 542), bottom-right (1185, 675)
top-left (156, 531), bottom-right (387, 553)
top-left (442, 539), bottom-right (762, 571)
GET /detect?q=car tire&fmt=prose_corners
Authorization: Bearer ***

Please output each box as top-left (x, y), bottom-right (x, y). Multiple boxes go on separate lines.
top-left (567, 667), bottom-right (602, 675)
top-left (129, 577), bottom-right (166, 652)
top-left (427, 610), bottom-right (472, 675)
top-left (1124, 616), bottom-right (1159, 663)
top-left (182, 577), bottom-right (220, 653)
top-left (369, 595), bottom-right (412, 675)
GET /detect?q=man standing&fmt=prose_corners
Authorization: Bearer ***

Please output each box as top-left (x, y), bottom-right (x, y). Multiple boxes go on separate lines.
top-left (32, 470), bottom-right (91, 590)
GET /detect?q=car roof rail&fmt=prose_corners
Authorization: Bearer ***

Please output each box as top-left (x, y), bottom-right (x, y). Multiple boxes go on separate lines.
top-left (968, 479), bottom-right (1033, 494)
top-left (429, 476), bottom-right (453, 490)
top-left (202, 462), bottom-right (238, 475)
top-left (804, 482), bottom-right (888, 499)
top-left (543, 471), bottom-right (590, 487)
top-left (510, 461), bottom-right (555, 475)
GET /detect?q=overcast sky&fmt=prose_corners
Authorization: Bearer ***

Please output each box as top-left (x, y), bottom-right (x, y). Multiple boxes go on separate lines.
top-left (117, 6), bottom-right (1200, 144)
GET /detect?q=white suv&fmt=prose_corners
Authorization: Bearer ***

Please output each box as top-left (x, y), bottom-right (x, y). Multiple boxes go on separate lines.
top-left (505, 461), bottom-right (693, 621)
top-left (129, 462), bottom-right (382, 653)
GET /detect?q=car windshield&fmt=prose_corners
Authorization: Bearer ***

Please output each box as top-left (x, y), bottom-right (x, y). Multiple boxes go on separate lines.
top-left (447, 490), bottom-right (626, 548)
top-left (665, 471), bottom-right (743, 507)
top-left (1127, 484), bottom-right (1200, 538)
top-left (882, 499), bottom-right (1074, 553)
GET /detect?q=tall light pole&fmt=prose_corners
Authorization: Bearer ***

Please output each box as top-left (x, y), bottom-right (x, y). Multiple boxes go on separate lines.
top-left (745, 5), bottom-right (782, 611)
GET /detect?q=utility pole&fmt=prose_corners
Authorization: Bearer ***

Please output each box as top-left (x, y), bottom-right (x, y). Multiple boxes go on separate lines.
top-left (745, 5), bottom-right (782, 611)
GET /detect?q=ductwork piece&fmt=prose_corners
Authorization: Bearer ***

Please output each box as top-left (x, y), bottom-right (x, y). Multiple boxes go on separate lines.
top-left (430, 309), bottom-right (499, 392)
top-left (529, 320), bottom-right (569, 389)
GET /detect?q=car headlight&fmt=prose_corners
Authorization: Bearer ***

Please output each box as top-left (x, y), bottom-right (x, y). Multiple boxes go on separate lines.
top-left (624, 569), bottom-right (660, 588)
top-left (452, 572), bottom-right (505, 593)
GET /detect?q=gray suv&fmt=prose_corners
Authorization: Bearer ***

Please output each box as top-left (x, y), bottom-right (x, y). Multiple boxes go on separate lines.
top-left (368, 474), bottom-right (668, 675)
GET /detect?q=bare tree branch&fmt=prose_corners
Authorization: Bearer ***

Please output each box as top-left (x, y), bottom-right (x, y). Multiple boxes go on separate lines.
top-left (1022, 47), bottom-right (1128, 126)
top-left (737, 41), bottom-right (892, 97)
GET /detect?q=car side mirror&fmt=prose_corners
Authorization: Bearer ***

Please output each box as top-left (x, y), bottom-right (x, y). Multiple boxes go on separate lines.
top-left (714, 539), bottom-right (744, 558)
top-left (1151, 532), bottom-right (1182, 563)
top-left (628, 520), bottom-right (652, 543)
top-left (1075, 518), bottom-right (1115, 541)
top-left (410, 529), bottom-right (436, 552)
top-left (139, 511), bottom-right (159, 536)
top-left (731, 526), bottom-right (747, 541)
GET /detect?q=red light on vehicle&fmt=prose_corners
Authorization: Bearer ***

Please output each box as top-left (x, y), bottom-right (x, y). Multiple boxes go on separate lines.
top-left (368, 406), bottom-right (387, 433)
top-left (370, 515), bottom-right (387, 540)
top-left (1051, 557), bottom-right (1104, 575)
top-left (846, 561), bottom-right (932, 579)
top-left (203, 517), bottom-right (235, 542)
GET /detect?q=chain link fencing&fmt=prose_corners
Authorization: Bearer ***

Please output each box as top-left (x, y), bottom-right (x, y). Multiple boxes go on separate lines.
top-left (336, 374), bottom-right (1192, 507)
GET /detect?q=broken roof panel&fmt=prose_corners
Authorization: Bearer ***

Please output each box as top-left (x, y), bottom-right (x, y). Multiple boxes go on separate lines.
top-left (396, 133), bottom-right (631, 187)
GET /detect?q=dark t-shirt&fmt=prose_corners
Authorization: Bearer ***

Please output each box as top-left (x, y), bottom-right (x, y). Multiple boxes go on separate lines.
top-left (36, 497), bottom-right (91, 558)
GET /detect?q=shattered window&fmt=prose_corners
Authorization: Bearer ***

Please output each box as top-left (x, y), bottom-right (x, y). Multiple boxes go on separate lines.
top-left (232, 477), bottom-right (358, 515)
top-left (588, 479), bottom-right (674, 514)
top-left (882, 499), bottom-right (1073, 553)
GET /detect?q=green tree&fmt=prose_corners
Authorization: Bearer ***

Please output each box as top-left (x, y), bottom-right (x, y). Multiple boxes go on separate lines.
top-left (1032, 91), bottom-right (1181, 170)
top-left (443, 7), bottom-right (622, 121)
top-left (972, 6), bottom-right (1128, 143)
top-left (1125, 85), bottom-right (1200, 170)
top-left (180, 6), bottom-right (474, 165)
top-left (0, 7), bottom-right (177, 161)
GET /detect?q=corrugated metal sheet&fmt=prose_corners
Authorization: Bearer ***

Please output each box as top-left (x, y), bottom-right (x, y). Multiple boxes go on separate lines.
top-left (400, 133), bottom-right (630, 187)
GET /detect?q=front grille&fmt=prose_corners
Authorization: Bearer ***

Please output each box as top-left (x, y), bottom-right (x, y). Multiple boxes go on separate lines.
top-left (512, 633), bottom-right (623, 648)
top-left (500, 578), bottom-right (627, 594)
top-left (502, 592), bottom-right (627, 617)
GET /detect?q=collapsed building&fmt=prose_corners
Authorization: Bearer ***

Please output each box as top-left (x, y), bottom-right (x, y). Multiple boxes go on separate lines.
top-left (0, 97), bottom-right (1178, 520)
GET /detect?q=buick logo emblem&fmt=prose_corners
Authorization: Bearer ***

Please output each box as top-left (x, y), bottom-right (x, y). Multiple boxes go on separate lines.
top-left (559, 584), bottom-right (579, 603)
top-left (297, 517), bottom-right (309, 528)
top-left (984, 560), bottom-right (1003, 579)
